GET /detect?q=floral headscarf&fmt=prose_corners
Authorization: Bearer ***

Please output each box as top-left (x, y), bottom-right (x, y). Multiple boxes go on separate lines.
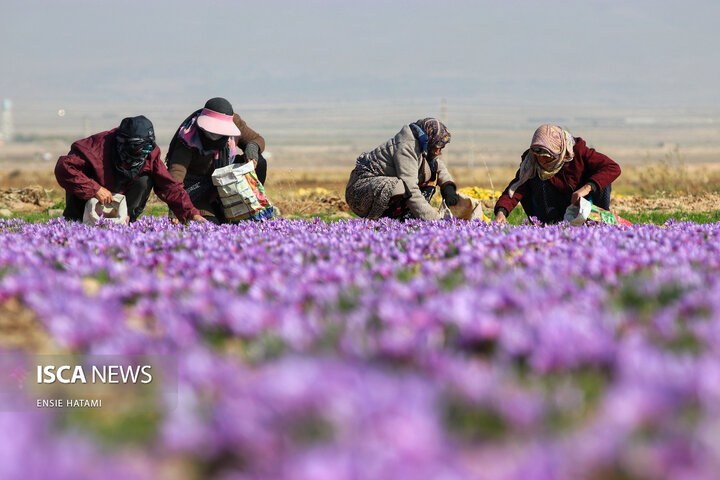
top-left (414, 118), bottom-right (451, 149)
top-left (406, 118), bottom-right (450, 190)
top-left (178, 111), bottom-right (238, 168)
top-left (508, 124), bottom-right (575, 198)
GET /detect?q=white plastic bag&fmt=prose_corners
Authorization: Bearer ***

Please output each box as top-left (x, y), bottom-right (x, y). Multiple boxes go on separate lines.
top-left (440, 192), bottom-right (485, 220)
top-left (211, 162), bottom-right (274, 221)
top-left (564, 197), bottom-right (592, 226)
top-left (83, 194), bottom-right (129, 225)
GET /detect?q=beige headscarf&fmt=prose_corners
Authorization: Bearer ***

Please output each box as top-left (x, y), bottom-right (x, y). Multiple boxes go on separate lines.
top-left (508, 124), bottom-right (575, 198)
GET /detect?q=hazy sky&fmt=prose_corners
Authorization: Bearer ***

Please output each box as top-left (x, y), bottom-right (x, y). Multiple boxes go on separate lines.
top-left (1, 0), bottom-right (719, 110)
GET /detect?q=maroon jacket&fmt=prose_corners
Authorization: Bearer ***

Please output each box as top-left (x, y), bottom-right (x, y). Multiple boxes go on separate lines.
top-left (494, 137), bottom-right (621, 216)
top-left (55, 128), bottom-right (200, 221)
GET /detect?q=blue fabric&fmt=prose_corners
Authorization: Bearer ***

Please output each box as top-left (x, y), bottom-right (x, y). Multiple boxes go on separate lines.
top-left (250, 206), bottom-right (275, 221)
top-left (409, 124), bottom-right (428, 154)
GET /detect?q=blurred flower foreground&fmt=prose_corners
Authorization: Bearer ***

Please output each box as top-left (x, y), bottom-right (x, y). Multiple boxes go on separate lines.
top-left (1, 216), bottom-right (720, 480)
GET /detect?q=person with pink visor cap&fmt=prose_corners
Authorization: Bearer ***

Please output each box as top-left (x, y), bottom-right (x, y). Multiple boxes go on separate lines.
top-left (166, 97), bottom-right (267, 223)
top-left (494, 124), bottom-right (621, 224)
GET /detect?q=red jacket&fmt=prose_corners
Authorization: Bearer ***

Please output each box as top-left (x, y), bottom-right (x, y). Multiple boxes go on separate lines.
top-left (494, 137), bottom-right (621, 216)
top-left (55, 129), bottom-right (200, 221)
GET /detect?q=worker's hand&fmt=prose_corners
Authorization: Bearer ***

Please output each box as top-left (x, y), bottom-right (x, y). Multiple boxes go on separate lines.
top-left (192, 214), bottom-right (208, 222)
top-left (571, 184), bottom-right (593, 206)
top-left (440, 184), bottom-right (459, 206)
top-left (94, 186), bottom-right (113, 205)
top-left (495, 211), bottom-right (507, 224)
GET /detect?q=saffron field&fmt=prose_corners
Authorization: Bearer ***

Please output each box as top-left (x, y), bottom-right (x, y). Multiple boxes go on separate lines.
top-left (1, 216), bottom-right (720, 479)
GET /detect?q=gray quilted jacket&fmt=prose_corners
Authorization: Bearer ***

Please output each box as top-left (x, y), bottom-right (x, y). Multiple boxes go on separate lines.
top-left (350, 125), bottom-right (455, 220)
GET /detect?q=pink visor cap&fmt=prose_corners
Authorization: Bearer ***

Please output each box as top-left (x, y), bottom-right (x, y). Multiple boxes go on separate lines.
top-left (197, 108), bottom-right (241, 137)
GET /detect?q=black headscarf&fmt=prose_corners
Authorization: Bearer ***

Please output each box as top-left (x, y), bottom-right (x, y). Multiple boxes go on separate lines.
top-left (198, 130), bottom-right (229, 153)
top-left (114, 115), bottom-right (156, 190)
top-left (201, 98), bottom-right (234, 161)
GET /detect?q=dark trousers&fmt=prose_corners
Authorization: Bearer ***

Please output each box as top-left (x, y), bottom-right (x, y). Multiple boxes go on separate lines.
top-left (63, 175), bottom-right (153, 223)
top-left (519, 177), bottom-right (612, 224)
top-left (380, 185), bottom-right (436, 220)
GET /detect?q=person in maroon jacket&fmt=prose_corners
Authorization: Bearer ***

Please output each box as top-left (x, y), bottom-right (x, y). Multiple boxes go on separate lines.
top-left (494, 124), bottom-right (621, 224)
top-left (55, 115), bottom-right (205, 223)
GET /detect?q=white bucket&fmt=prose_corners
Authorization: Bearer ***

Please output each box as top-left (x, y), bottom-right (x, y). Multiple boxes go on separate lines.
top-left (564, 197), bottom-right (592, 226)
top-left (83, 194), bottom-right (129, 225)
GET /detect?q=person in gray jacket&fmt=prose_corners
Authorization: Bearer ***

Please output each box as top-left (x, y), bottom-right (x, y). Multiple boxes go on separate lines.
top-left (345, 118), bottom-right (458, 220)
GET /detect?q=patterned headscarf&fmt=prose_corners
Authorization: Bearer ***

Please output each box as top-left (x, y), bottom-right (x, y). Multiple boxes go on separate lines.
top-left (508, 124), bottom-right (575, 198)
top-left (178, 111), bottom-right (238, 168)
top-left (414, 118), bottom-right (451, 148)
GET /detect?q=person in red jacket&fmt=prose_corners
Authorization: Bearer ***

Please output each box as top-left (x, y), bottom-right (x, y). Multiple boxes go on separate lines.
top-left (55, 115), bottom-right (205, 223)
top-left (494, 124), bottom-right (621, 224)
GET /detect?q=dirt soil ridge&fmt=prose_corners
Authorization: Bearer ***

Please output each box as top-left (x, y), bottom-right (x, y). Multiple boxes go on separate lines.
top-left (0, 186), bottom-right (56, 213)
